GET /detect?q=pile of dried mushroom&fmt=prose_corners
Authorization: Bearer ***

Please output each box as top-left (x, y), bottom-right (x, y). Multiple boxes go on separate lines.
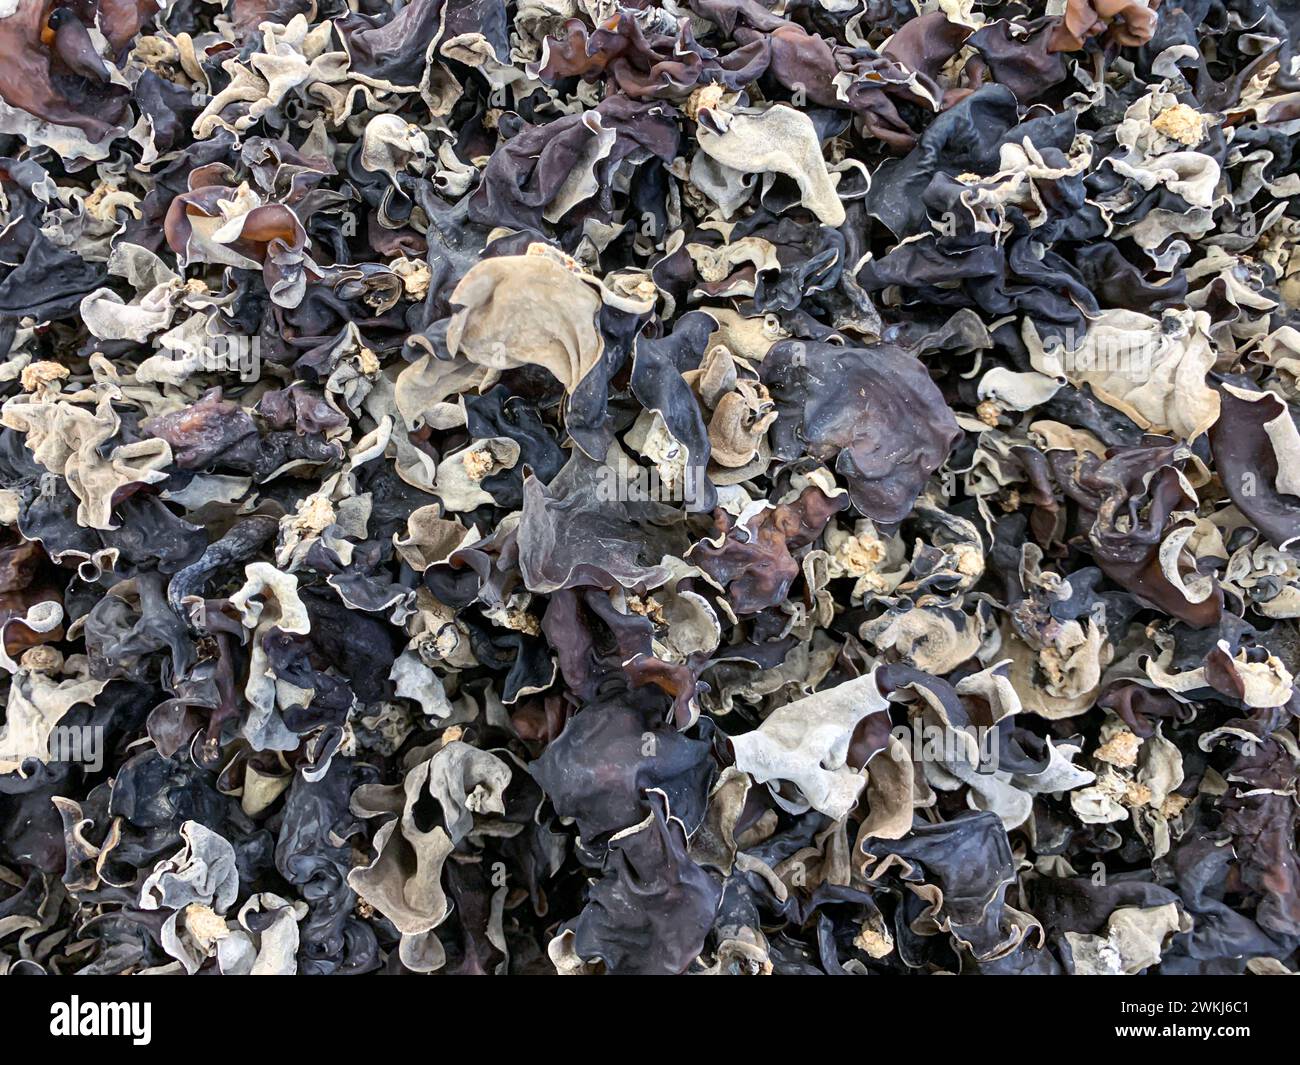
top-left (0, 0), bottom-right (1298, 975)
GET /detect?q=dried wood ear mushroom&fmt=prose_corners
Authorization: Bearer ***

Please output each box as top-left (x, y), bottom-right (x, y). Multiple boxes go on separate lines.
top-left (0, 0), bottom-right (1297, 978)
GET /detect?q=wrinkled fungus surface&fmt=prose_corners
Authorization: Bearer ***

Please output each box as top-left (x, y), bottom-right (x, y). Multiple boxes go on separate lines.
top-left (0, 0), bottom-right (1298, 976)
